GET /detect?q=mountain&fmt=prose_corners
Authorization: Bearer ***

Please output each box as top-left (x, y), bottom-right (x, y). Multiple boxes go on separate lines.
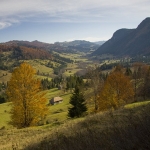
top-left (0, 43), bottom-right (52, 60)
top-left (93, 41), bottom-right (105, 45)
top-left (92, 17), bottom-right (150, 57)
top-left (54, 40), bottom-right (99, 52)
top-left (4, 40), bottom-right (99, 53)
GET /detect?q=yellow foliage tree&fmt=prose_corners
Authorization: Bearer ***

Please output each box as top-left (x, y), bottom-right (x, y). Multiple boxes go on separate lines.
top-left (6, 62), bottom-right (48, 128)
top-left (98, 70), bottom-right (134, 111)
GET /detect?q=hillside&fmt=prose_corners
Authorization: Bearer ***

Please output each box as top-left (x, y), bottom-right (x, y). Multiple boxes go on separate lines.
top-left (92, 17), bottom-right (150, 57)
top-left (0, 101), bottom-right (150, 149)
top-left (0, 44), bottom-right (52, 60)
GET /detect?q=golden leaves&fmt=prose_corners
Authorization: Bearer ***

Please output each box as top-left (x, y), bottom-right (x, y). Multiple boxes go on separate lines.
top-left (98, 70), bottom-right (134, 111)
top-left (6, 62), bottom-right (48, 128)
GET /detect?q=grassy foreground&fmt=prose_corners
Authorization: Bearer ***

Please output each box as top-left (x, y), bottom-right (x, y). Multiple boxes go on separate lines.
top-left (0, 101), bottom-right (150, 150)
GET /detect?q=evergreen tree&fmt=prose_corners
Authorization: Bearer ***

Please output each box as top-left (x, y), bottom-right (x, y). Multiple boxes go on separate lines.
top-left (68, 86), bottom-right (87, 118)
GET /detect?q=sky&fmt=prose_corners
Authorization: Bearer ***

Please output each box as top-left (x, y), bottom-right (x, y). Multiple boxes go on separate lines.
top-left (0, 0), bottom-right (150, 44)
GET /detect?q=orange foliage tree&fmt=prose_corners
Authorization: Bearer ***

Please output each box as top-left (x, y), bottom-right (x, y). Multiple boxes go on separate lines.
top-left (6, 62), bottom-right (48, 128)
top-left (98, 69), bottom-right (134, 111)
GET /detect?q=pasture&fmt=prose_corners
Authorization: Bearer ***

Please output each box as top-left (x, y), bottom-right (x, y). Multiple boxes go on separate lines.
top-left (0, 88), bottom-right (72, 129)
top-left (0, 100), bottom-right (150, 149)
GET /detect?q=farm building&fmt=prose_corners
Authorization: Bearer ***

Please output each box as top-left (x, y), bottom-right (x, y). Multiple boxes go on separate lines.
top-left (50, 97), bottom-right (63, 105)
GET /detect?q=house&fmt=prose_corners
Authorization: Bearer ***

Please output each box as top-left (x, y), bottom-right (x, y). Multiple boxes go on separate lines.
top-left (50, 97), bottom-right (63, 105)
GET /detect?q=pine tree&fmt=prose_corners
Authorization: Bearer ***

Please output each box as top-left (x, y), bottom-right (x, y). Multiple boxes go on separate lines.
top-left (68, 86), bottom-right (87, 118)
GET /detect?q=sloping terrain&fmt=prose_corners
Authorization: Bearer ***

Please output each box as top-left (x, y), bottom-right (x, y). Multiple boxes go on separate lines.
top-left (0, 101), bottom-right (150, 150)
top-left (92, 17), bottom-right (150, 57)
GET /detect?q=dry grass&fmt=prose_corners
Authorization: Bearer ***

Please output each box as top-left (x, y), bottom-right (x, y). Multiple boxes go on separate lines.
top-left (26, 102), bottom-right (150, 150)
top-left (0, 70), bottom-right (11, 84)
top-left (0, 101), bottom-right (150, 150)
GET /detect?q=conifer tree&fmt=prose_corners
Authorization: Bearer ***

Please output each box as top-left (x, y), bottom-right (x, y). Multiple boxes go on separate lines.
top-left (68, 86), bottom-right (87, 118)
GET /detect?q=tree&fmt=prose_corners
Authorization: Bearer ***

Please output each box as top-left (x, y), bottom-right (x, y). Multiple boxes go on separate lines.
top-left (140, 67), bottom-right (150, 99)
top-left (98, 69), bottom-right (134, 111)
top-left (68, 86), bottom-right (87, 118)
top-left (6, 62), bottom-right (48, 128)
top-left (132, 63), bottom-right (149, 101)
top-left (125, 67), bottom-right (132, 76)
top-left (86, 66), bottom-right (104, 112)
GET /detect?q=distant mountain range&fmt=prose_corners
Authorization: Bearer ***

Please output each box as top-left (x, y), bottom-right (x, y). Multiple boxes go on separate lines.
top-left (93, 41), bottom-right (105, 45)
top-left (2, 40), bottom-right (100, 53)
top-left (92, 17), bottom-right (150, 57)
top-left (54, 40), bottom-right (100, 52)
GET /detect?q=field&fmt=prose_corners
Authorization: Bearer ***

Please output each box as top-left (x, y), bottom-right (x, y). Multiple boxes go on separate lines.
top-left (0, 70), bottom-right (11, 84)
top-left (0, 88), bottom-right (72, 129)
top-left (0, 101), bottom-right (150, 149)
top-left (0, 102), bottom-right (11, 128)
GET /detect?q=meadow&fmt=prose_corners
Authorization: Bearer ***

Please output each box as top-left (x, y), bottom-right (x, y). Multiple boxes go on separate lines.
top-left (0, 88), bottom-right (72, 129)
top-left (0, 100), bottom-right (150, 149)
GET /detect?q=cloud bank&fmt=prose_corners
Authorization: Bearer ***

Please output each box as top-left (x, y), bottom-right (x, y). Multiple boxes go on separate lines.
top-left (0, 0), bottom-right (150, 29)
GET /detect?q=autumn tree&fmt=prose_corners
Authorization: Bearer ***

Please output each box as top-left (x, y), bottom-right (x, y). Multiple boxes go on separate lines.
top-left (132, 63), bottom-right (149, 101)
top-left (139, 67), bottom-right (150, 99)
top-left (125, 67), bottom-right (132, 76)
top-left (68, 85), bottom-right (87, 118)
top-left (6, 62), bottom-right (48, 128)
top-left (86, 66), bottom-right (104, 112)
top-left (98, 69), bottom-right (134, 111)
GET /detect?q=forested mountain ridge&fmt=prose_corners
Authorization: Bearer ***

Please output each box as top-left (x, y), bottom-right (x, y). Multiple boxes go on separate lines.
top-left (92, 17), bottom-right (150, 57)
top-left (0, 44), bottom-right (52, 60)
top-left (3, 40), bottom-right (99, 53)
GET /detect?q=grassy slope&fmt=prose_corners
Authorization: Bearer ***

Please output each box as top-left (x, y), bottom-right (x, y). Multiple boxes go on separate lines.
top-left (0, 70), bottom-right (11, 84)
top-left (46, 88), bottom-right (72, 123)
top-left (0, 88), bottom-right (71, 129)
top-left (0, 102), bottom-right (11, 128)
top-left (0, 101), bottom-right (150, 149)
top-left (26, 101), bottom-right (150, 150)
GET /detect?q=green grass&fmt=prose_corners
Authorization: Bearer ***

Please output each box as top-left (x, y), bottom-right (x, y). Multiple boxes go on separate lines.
top-left (124, 100), bottom-right (150, 109)
top-left (45, 88), bottom-right (72, 123)
top-left (0, 88), bottom-right (72, 129)
top-left (0, 102), bottom-right (12, 128)
top-left (24, 60), bottom-right (54, 74)
top-left (0, 100), bottom-right (150, 149)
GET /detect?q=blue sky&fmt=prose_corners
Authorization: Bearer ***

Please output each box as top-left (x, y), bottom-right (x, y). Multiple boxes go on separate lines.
top-left (0, 0), bottom-right (150, 43)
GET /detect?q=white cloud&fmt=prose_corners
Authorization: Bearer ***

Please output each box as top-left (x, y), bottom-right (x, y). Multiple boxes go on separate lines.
top-left (0, 22), bottom-right (11, 29)
top-left (0, 0), bottom-right (150, 28)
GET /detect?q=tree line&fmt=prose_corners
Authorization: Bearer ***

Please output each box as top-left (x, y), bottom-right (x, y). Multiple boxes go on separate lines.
top-left (41, 75), bottom-right (84, 91)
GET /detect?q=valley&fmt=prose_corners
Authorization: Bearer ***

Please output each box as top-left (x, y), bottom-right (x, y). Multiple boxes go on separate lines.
top-left (1, 17), bottom-right (150, 149)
